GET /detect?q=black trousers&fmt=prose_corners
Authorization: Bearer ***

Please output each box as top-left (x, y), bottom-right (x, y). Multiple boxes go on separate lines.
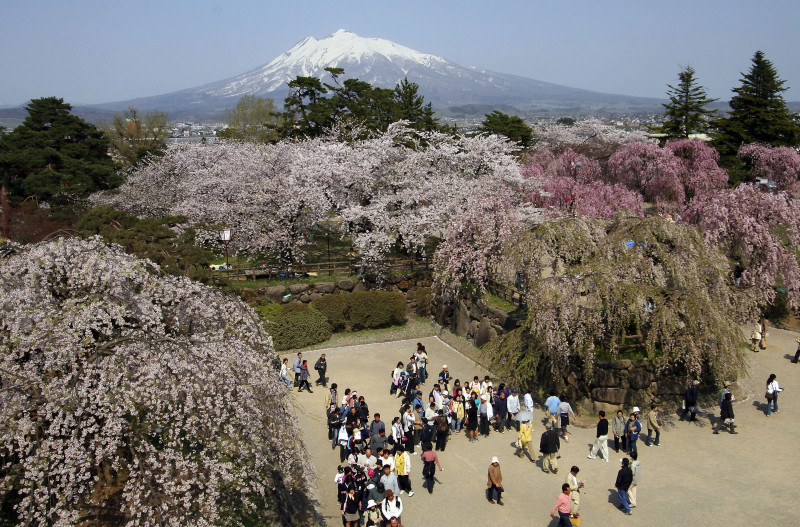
top-left (435, 430), bottom-right (448, 451)
top-left (479, 415), bottom-right (490, 436)
top-left (315, 368), bottom-right (326, 385)
top-left (424, 475), bottom-right (435, 493)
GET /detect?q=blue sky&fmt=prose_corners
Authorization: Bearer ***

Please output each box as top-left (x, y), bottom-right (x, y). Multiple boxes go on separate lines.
top-left (1, 0), bottom-right (798, 106)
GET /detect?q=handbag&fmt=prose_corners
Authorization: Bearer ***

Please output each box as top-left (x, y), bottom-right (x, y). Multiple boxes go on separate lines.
top-left (765, 391), bottom-right (774, 401)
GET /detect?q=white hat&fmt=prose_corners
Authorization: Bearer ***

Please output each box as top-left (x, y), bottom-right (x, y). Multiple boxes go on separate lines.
top-left (443, 364), bottom-right (447, 368)
top-left (481, 395), bottom-right (487, 401)
top-left (367, 483), bottom-right (375, 490)
top-left (632, 406), bottom-right (641, 413)
top-left (491, 456), bottom-right (499, 464)
top-left (367, 499), bottom-right (377, 508)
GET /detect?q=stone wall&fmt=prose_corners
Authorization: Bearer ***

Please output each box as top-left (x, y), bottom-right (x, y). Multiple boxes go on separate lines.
top-left (434, 295), bottom-right (522, 346)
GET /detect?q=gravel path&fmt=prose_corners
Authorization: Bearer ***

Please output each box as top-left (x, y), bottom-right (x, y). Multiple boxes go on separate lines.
top-left (288, 329), bottom-right (799, 526)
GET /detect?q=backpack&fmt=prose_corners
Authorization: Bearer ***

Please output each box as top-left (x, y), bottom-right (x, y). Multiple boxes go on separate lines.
top-left (421, 424), bottom-right (434, 443)
top-left (422, 458), bottom-right (436, 477)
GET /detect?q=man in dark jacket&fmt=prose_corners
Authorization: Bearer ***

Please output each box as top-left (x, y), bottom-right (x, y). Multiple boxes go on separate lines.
top-left (420, 418), bottom-right (434, 447)
top-left (539, 422), bottom-right (561, 474)
top-left (679, 380), bottom-right (700, 421)
top-left (713, 392), bottom-right (737, 434)
top-left (313, 354), bottom-right (327, 387)
top-left (492, 391), bottom-right (508, 433)
top-left (615, 457), bottom-right (633, 514)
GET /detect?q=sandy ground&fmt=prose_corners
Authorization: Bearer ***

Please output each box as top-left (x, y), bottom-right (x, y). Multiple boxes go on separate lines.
top-left (288, 329), bottom-right (800, 526)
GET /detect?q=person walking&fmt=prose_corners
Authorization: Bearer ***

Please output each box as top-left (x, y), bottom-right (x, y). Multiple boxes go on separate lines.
top-left (792, 337), bottom-right (800, 363)
top-left (713, 391), bottom-right (737, 434)
top-left (341, 485), bottom-right (361, 527)
top-left (558, 396), bottom-right (577, 442)
top-left (550, 483), bottom-right (573, 527)
top-left (545, 391), bottom-right (561, 428)
top-left (292, 352), bottom-right (303, 387)
top-left (380, 490), bottom-right (403, 525)
top-left (766, 373), bottom-right (783, 416)
top-left (420, 442), bottom-right (442, 494)
top-left (679, 380), bottom-right (700, 421)
top-left (626, 413), bottom-right (641, 455)
top-left (434, 410), bottom-right (449, 451)
top-left (612, 409), bottom-right (627, 453)
top-left (466, 397), bottom-right (479, 442)
top-left (279, 358), bottom-right (293, 390)
top-left (487, 457), bottom-right (504, 505)
top-left (313, 353), bottom-right (327, 387)
top-left (615, 458), bottom-right (633, 515)
top-left (479, 395), bottom-right (491, 437)
top-left (524, 387), bottom-right (535, 413)
top-left (750, 323), bottom-right (762, 352)
top-left (565, 466), bottom-right (583, 516)
top-left (515, 419), bottom-right (534, 461)
top-left (297, 360), bottom-right (313, 393)
top-left (760, 318), bottom-right (768, 350)
top-left (587, 410), bottom-right (610, 461)
top-left (506, 388), bottom-right (521, 431)
top-left (629, 452), bottom-right (640, 508)
top-left (645, 404), bottom-right (661, 446)
top-left (539, 422), bottom-right (561, 474)
top-left (393, 445), bottom-right (414, 497)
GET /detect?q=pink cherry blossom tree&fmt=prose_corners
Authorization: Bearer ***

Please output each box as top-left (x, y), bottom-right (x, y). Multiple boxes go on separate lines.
top-left (535, 175), bottom-right (644, 219)
top-left (738, 143), bottom-right (800, 193)
top-left (608, 141), bottom-right (685, 209)
top-left (683, 184), bottom-right (800, 308)
top-left (0, 236), bottom-right (308, 525)
top-left (533, 118), bottom-right (649, 161)
top-left (666, 138), bottom-right (729, 200)
top-left (544, 148), bottom-right (604, 183)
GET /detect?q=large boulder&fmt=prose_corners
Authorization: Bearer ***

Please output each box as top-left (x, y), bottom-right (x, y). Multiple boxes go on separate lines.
top-left (593, 368), bottom-right (618, 388)
top-left (629, 368), bottom-right (652, 390)
top-left (264, 285), bottom-right (287, 304)
top-left (289, 283), bottom-right (309, 295)
top-left (336, 278), bottom-right (355, 291)
top-left (475, 317), bottom-right (496, 346)
top-left (454, 301), bottom-right (471, 337)
top-left (315, 282), bottom-right (336, 294)
top-left (591, 387), bottom-right (631, 405)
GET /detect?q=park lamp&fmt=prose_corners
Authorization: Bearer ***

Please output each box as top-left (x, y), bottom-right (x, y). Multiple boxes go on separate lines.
top-left (219, 228), bottom-right (233, 267)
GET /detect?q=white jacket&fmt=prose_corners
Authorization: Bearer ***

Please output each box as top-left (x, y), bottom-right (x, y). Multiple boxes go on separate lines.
top-left (381, 496), bottom-right (403, 520)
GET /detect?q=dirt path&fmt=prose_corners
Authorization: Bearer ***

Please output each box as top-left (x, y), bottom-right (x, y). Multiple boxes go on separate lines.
top-left (288, 330), bottom-right (799, 526)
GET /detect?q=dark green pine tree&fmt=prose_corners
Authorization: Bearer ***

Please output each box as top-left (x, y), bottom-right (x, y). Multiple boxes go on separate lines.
top-left (393, 78), bottom-right (440, 132)
top-left (713, 51), bottom-right (800, 157)
top-left (657, 66), bottom-right (717, 139)
top-left (0, 97), bottom-right (118, 209)
top-left (479, 110), bottom-right (533, 147)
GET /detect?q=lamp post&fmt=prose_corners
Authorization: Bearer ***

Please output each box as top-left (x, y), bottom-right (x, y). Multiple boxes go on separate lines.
top-left (219, 227), bottom-right (232, 268)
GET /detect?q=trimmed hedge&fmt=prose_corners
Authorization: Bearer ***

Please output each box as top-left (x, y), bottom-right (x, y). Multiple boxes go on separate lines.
top-left (310, 294), bottom-right (348, 331)
top-left (347, 291), bottom-right (407, 330)
top-left (255, 303), bottom-right (331, 350)
top-left (413, 287), bottom-right (433, 317)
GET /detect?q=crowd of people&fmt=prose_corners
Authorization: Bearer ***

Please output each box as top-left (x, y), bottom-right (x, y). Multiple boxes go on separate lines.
top-left (292, 334), bottom-right (788, 526)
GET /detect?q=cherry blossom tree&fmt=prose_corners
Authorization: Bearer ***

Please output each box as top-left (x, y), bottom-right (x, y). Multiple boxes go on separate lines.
top-left (486, 215), bottom-right (754, 389)
top-left (96, 124), bottom-right (530, 271)
top-left (683, 184), bottom-right (800, 308)
top-left (666, 139), bottom-right (729, 200)
top-left (544, 148), bottom-right (603, 183)
top-left (533, 118), bottom-right (649, 161)
top-left (432, 196), bottom-right (523, 299)
top-left (536, 175), bottom-right (644, 219)
top-left (0, 237), bottom-right (308, 525)
top-left (608, 141), bottom-right (685, 208)
top-left (738, 143), bottom-right (800, 193)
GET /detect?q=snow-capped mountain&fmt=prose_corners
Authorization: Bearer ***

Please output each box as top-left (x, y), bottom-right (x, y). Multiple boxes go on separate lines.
top-left (91, 29), bottom-right (663, 119)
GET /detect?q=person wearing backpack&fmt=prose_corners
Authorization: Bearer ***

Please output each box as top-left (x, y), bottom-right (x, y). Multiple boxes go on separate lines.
top-left (420, 442), bottom-right (443, 493)
top-left (434, 410), bottom-right (449, 451)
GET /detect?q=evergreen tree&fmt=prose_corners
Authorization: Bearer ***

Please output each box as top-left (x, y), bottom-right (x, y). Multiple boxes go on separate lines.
top-left (657, 66), bottom-right (717, 139)
top-left (0, 97), bottom-right (118, 234)
top-left (480, 110), bottom-right (533, 147)
top-left (714, 51), bottom-right (800, 157)
top-left (393, 78), bottom-right (440, 131)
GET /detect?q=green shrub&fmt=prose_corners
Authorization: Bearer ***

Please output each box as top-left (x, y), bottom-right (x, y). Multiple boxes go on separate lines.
top-left (311, 294), bottom-right (348, 331)
top-left (413, 287), bottom-right (433, 317)
top-left (256, 303), bottom-right (331, 350)
top-left (347, 291), bottom-right (407, 330)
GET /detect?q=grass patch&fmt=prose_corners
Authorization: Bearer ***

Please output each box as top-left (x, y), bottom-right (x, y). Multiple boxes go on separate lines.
top-left (293, 317), bottom-right (438, 352)
top-left (483, 292), bottom-right (518, 312)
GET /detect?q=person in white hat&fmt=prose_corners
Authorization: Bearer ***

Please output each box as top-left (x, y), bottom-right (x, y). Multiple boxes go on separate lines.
top-left (364, 499), bottom-right (382, 526)
top-left (487, 456), bottom-right (504, 505)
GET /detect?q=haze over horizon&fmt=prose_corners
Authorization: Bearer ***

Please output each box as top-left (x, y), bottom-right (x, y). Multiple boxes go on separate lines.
top-left (1, 0), bottom-right (799, 107)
